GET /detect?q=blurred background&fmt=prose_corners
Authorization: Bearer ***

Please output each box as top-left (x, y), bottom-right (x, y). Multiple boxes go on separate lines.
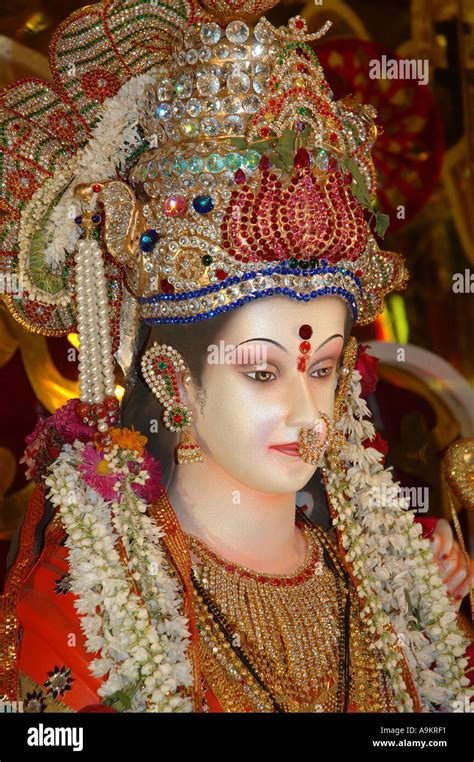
top-left (0, 0), bottom-right (473, 599)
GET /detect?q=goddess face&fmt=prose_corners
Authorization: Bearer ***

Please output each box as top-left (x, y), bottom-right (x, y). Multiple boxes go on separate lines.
top-left (184, 295), bottom-right (348, 494)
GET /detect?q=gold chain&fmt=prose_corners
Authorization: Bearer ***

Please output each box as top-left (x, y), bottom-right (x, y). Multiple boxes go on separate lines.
top-left (185, 512), bottom-right (393, 712)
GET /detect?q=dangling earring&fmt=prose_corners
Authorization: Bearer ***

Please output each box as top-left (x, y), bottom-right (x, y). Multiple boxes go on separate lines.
top-left (333, 336), bottom-right (358, 423)
top-left (298, 412), bottom-right (345, 466)
top-left (141, 342), bottom-right (203, 465)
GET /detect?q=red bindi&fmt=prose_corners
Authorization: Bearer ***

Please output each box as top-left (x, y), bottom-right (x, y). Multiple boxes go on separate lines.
top-left (299, 324), bottom-right (313, 340)
top-left (297, 324), bottom-right (312, 372)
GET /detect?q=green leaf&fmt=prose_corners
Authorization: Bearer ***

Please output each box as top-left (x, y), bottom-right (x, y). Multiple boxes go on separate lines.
top-left (375, 212), bottom-right (390, 239)
top-left (350, 180), bottom-right (372, 209)
top-left (104, 689), bottom-right (133, 711)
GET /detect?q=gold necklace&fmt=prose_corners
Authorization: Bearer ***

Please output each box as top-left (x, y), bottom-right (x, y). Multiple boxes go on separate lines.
top-left (185, 515), bottom-right (352, 712)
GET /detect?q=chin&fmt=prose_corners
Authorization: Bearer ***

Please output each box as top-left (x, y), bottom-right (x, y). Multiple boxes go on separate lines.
top-left (242, 465), bottom-right (315, 495)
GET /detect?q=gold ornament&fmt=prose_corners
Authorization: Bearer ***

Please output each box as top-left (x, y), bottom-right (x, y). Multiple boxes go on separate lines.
top-left (442, 438), bottom-right (474, 621)
top-left (141, 341), bottom-right (203, 464)
top-left (298, 412), bottom-right (344, 466)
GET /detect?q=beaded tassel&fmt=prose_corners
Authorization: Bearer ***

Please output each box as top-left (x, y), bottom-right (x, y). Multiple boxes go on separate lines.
top-left (74, 230), bottom-right (115, 414)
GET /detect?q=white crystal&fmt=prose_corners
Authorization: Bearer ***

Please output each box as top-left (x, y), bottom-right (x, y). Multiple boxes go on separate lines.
top-left (225, 20), bottom-right (249, 44)
top-left (227, 70), bottom-right (250, 95)
top-left (222, 96), bottom-right (241, 114)
top-left (203, 97), bottom-right (221, 115)
top-left (199, 46), bottom-right (212, 62)
top-left (196, 72), bottom-right (220, 96)
top-left (214, 42), bottom-right (230, 59)
top-left (254, 22), bottom-right (275, 44)
top-left (156, 79), bottom-right (173, 100)
top-left (200, 22), bottom-right (221, 45)
top-left (242, 95), bottom-right (260, 113)
top-left (175, 74), bottom-right (193, 99)
top-left (186, 98), bottom-right (202, 117)
top-left (253, 75), bottom-right (269, 94)
top-left (223, 115), bottom-right (244, 134)
top-left (181, 119), bottom-right (200, 137)
top-left (201, 117), bottom-right (221, 136)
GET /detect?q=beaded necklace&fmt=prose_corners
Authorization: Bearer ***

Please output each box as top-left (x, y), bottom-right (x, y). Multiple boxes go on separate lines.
top-left (185, 510), bottom-right (353, 712)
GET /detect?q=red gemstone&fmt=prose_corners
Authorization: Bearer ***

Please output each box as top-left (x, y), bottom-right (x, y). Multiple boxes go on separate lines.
top-left (75, 401), bottom-right (91, 418)
top-left (259, 155), bottom-right (270, 171)
top-left (91, 184), bottom-right (102, 193)
top-left (260, 127), bottom-right (269, 138)
top-left (297, 356), bottom-right (307, 373)
top-left (299, 340), bottom-right (311, 353)
top-left (234, 169), bottom-right (246, 184)
top-left (92, 402), bottom-right (107, 419)
top-left (295, 18), bottom-right (304, 29)
top-left (299, 324), bottom-right (313, 340)
top-left (215, 268), bottom-right (228, 280)
top-left (161, 278), bottom-right (175, 294)
top-left (173, 414), bottom-right (183, 423)
top-left (104, 395), bottom-right (118, 410)
top-left (294, 147), bottom-right (310, 169)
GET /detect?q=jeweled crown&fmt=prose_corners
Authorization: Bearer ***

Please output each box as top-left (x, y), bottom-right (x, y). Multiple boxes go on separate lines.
top-left (0, 0), bottom-right (409, 398)
top-left (96, 8), bottom-right (408, 327)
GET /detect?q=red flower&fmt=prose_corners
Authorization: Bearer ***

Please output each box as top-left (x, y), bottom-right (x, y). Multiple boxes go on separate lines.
top-left (355, 344), bottom-right (380, 398)
top-left (415, 516), bottom-right (439, 539)
top-left (362, 432), bottom-right (389, 464)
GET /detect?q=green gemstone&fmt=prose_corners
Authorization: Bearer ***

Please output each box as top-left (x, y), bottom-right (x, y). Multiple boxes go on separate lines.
top-left (206, 153), bottom-right (224, 173)
top-left (158, 362), bottom-right (167, 369)
top-left (188, 156), bottom-right (204, 174)
top-left (174, 156), bottom-right (187, 175)
top-left (224, 152), bottom-right (242, 171)
top-left (289, 257), bottom-right (298, 268)
top-left (242, 149), bottom-right (260, 170)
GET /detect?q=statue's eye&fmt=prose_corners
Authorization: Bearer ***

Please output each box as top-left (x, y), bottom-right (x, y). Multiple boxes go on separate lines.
top-left (311, 366), bottom-right (332, 379)
top-left (244, 370), bottom-right (276, 383)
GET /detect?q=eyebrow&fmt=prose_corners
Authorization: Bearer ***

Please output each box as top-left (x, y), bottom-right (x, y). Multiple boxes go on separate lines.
top-left (234, 334), bottom-right (344, 353)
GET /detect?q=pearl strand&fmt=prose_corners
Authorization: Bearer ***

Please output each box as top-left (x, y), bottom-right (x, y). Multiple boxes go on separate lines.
top-left (74, 238), bottom-right (115, 407)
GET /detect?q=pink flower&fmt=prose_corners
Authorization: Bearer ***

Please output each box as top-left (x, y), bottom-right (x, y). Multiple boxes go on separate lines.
top-left (78, 443), bottom-right (123, 501)
top-left (355, 344), bottom-right (380, 398)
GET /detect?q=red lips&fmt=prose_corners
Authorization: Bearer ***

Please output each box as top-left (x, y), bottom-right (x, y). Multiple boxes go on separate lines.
top-left (270, 442), bottom-right (300, 456)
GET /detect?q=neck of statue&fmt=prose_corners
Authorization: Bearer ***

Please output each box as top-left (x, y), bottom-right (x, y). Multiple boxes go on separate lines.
top-left (166, 455), bottom-right (307, 575)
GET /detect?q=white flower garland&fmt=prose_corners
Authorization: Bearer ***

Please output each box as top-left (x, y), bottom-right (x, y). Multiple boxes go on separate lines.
top-left (18, 69), bottom-right (157, 305)
top-left (325, 368), bottom-right (473, 712)
top-left (44, 440), bottom-right (193, 712)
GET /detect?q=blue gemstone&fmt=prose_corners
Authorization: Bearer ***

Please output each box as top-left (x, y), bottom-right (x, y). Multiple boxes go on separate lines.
top-left (139, 229), bottom-right (159, 252)
top-left (192, 195), bottom-right (214, 214)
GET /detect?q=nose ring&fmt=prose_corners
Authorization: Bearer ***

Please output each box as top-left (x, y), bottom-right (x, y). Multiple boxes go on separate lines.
top-left (297, 412), bottom-right (344, 466)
